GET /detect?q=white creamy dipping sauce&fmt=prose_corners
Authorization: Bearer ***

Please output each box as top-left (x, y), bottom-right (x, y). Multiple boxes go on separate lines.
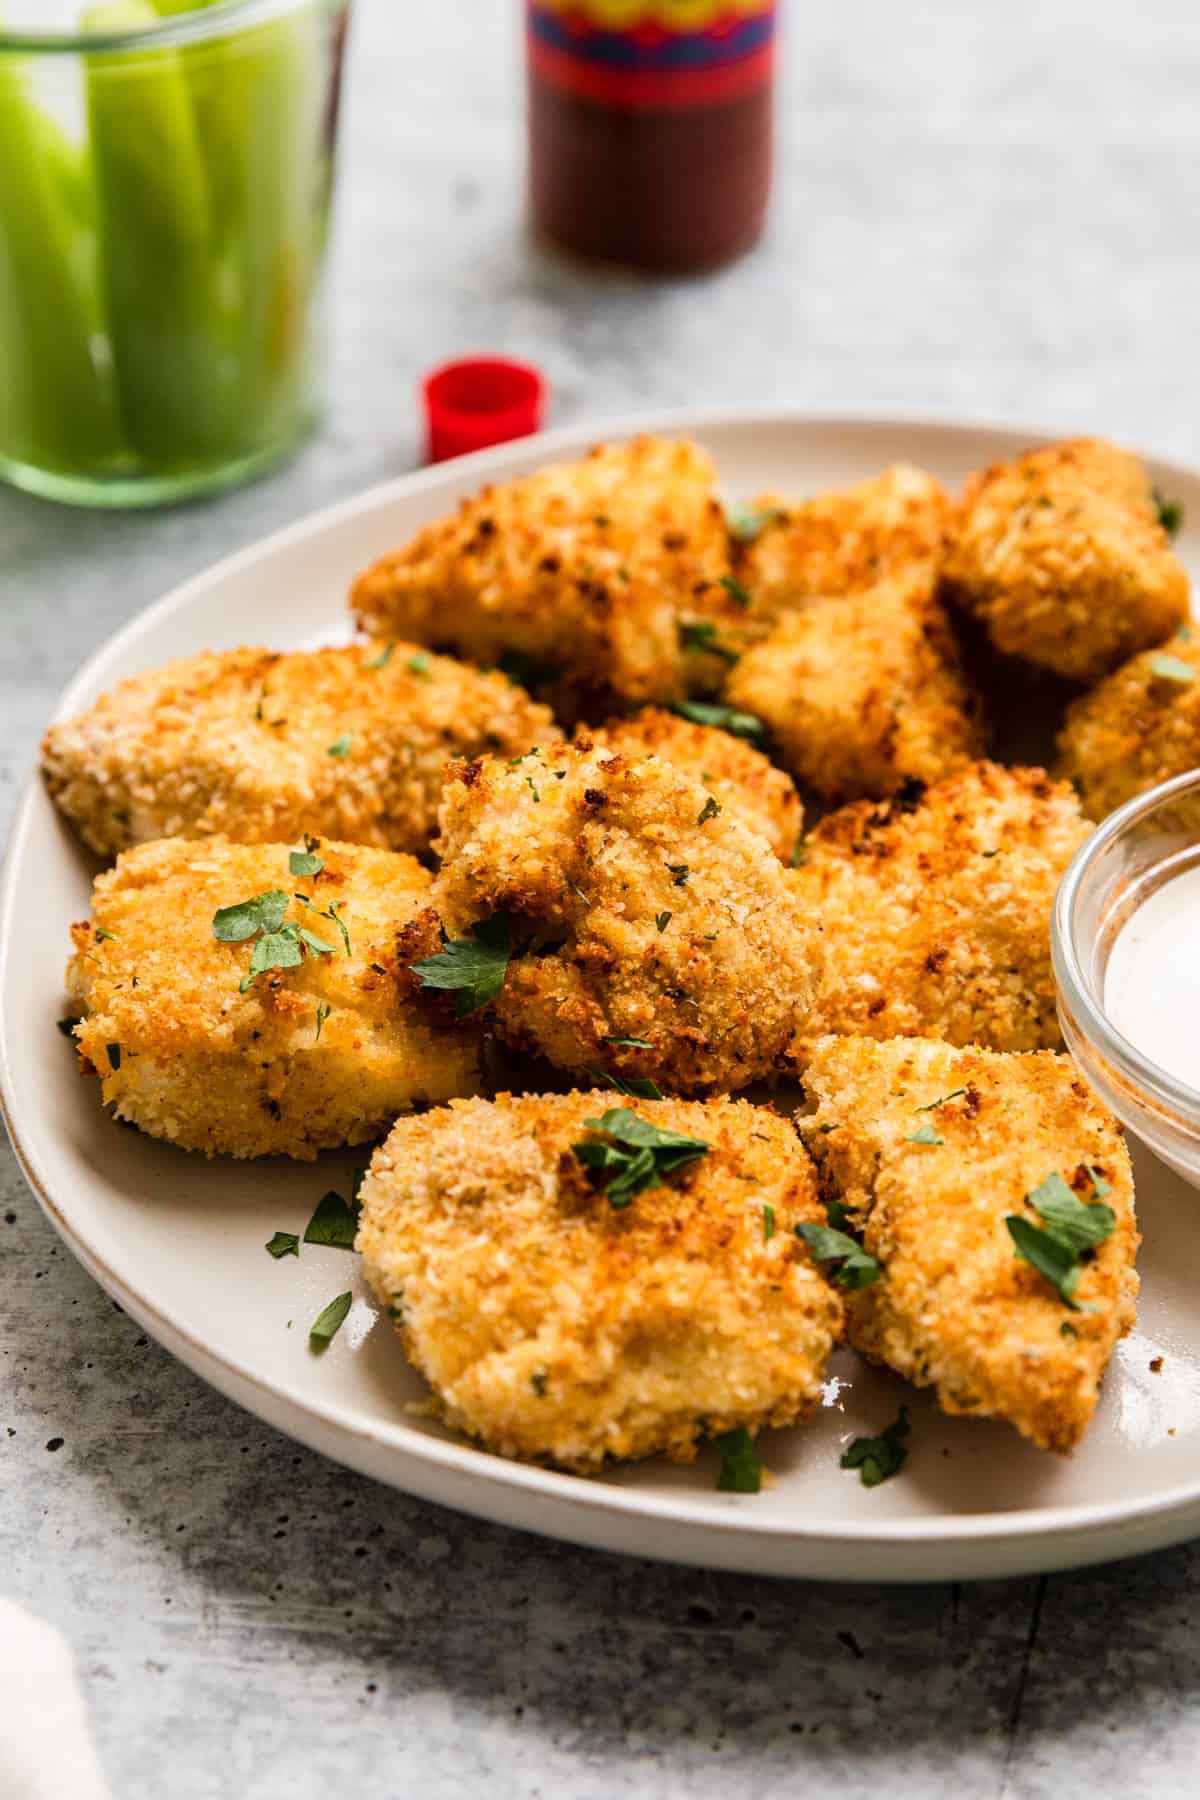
top-left (1105, 863), bottom-right (1200, 1088)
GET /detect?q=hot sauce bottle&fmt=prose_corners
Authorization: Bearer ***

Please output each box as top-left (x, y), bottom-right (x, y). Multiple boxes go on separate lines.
top-left (527, 1), bottom-right (777, 275)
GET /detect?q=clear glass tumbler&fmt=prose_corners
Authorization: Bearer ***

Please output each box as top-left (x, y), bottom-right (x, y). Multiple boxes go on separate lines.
top-left (0, 0), bottom-right (349, 508)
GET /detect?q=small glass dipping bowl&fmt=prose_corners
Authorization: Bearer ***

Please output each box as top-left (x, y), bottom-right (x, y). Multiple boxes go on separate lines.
top-left (1054, 768), bottom-right (1200, 1188)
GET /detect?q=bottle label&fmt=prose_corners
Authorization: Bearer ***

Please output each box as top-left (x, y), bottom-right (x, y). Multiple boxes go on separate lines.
top-left (527, 2), bottom-right (776, 111)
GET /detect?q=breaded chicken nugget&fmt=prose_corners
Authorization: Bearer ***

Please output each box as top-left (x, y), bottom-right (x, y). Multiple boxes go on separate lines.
top-left (427, 742), bottom-right (821, 1095)
top-left (790, 762), bottom-right (1090, 1062)
top-left (732, 463), bottom-right (949, 632)
top-left (942, 438), bottom-right (1188, 682)
top-left (357, 1091), bottom-right (843, 1469)
top-left (64, 837), bottom-right (481, 1159)
top-left (800, 1036), bottom-right (1139, 1452)
top-left (725, 574), bottom-right (986, 802)
top-left (582, 705), bottom-right (802, 858)
top-left (1057, 631), bottom-right (1200, 821)
top-left (350, 436), bottom-right (742, 719)
top-left (42, 643), bottom-right (556, 860)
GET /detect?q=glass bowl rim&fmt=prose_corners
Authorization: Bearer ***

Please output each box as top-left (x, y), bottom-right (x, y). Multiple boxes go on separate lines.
top-left (0, 0), bottom-right (339, 55)
top-left (1052, 765), bottom-right (1200, 1123)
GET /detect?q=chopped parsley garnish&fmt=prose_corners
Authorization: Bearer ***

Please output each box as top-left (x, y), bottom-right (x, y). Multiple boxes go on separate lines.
top-left (266, 1231), bottom-right (300, 1259)
top-left (531, 1370), bottom-right (548, 1397)
top-left (655, 911), bottom-right (672, 932)
top-left (726, 502), bottom-right (780, 543)
top-left (365, 643), bottom-right (394, 671)
top-left (56, 1016), bottom-right (80, 1039)
top-left (667, 862), bottom-right (689, 886)
top-left (94, 927), bottom-right (117, 943)
top-left (1088, 1166), bottom-right (1112, 1197)
top-left (795, 1222), bottom-right (882, 1290)
top-left (526, 776), bottom-right (540, 803)
top-left (406, 652), bottom-right (431, 678)
top-left (289, 848), bottom-right (324, 878)
top-left (678, 620), bottom-right (740, 665)
top-left (586, 1067), bottom-right (664, 1101)
top-left (1148, 653), bottom-right (1194, 685)
top-left (697, 795), bottom-right (722, 826)
top-left (303, 1189), bottom-right (360, 1251)
top-left (571, 1107), bottom-right (709, 1209)
top-left (906, 1123), bottom-right (943, 1146)
top-left (603, 1035), bottom-right (653, 1049)
top-left (671, 700), bottom-right (766, 746)
top-left (104, 1042), bottom-right (121, 1071)
top-left (411, 913), bottom-right (511, 1016)
top-left (309, 1291), bottom-right (352, 1348)
top-left (314, 1001), bottom-right (332, 1040)
top-left (213, 888), bottom-right (290, 942)
top-left (713, 1425), bottom-right (762, 1493)
top-left (719, 574), bottom-right (752, 608)
top-left (841, 1409), bottom-right (910, 1487)
top-left (915, 1089), bottom-right (965, 1112)
top-left (327, 733), bottom-right (353, 758)
top-left (1155, 489), bottom-right (1183, 535)
top-left (1004, 1170), bottom-right (1117, 1309)
top-left (762, 1203), bottom-right (776, 1242)
top-left (213, 887), bottom-right (338, 991)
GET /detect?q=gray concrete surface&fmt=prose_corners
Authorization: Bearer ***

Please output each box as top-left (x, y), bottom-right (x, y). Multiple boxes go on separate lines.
top-left (4, 1), bottom-right (1200, 1793)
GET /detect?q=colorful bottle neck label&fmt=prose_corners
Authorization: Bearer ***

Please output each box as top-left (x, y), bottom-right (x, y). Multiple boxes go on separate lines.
top-left (527, 2), bottom-right (777, 111)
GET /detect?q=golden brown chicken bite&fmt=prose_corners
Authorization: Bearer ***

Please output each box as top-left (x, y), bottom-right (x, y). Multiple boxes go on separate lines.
top-left (942, 438), bottom-right (1189, 681)
top-left (732, 463), bottom-right (949, 633)
top-left (425, 742), bottom-right (821, 1095)
top-left (582, 705), bottom-right (802, 858)
top-left (799, 1035), bottom-right (1139, 1453)
top-left (350, 436), bottom-right (741, 719)
top-left (1057, 631), bottom-right (1200, 820)
top-left (41, 643), bottom-right (556, 860)
top-left (357, 1091), bottom-right (844, 1469)
top-left (725, 575), bottom-right (985, 802)
top-left (790, 761), bottom-right (1090, 1062)
top-left (64, 837), bottom-right (482, 1159)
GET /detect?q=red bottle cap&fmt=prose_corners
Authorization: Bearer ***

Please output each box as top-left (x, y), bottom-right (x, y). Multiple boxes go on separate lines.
top-left (421, 356), bottom-right (547, 463)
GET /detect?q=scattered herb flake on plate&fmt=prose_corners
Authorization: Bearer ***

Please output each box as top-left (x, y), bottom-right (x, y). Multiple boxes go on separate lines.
top-left (713, 1426), bottom-right (763, 1493)
top-left (309, 1291), bottom-right (352, 1349)
top-left (840, 1409), bottom-right (910, 1487)
top-left (266, 1231), bottom-right (300, 1260)
top-left (303, 1190), bottom-right (359, 1251)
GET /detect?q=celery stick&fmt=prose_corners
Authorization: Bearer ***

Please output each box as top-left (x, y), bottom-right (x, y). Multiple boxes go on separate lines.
top-left (0, 58), bottom-right (124, 471)
top-left (84, 0), bottom-right (239, 464)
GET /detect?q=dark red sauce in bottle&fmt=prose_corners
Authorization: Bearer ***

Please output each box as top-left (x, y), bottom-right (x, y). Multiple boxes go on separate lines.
top-left (527, 3), bottom-right (776, 275)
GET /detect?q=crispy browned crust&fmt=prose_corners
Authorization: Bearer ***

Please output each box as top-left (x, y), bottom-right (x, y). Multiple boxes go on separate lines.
top-left (429, 741), bottom-right (822, 1095)
top-left (942, 437), bottom-right (1189, 681)
top-left (349, 436), bottom-right (741, 719)
top-left (790, 761), bottom-right (1090, 1061)
top-left (65, 837), bottom-right (482, 1159)
top-left (733, 463), bottom-right (950, 633)
top-left (357, 1091), bottom-right (844, 1469)
top-left (41, 643), bottom-right (556, 860)
top-left (583, 706), bottom-right (802, 858)
top-left (800, 1035), bottom-right (1139, 1453)
top-left (726, 574), bottom-right (986, 802)
top-left (1057, 631), bottom-right (1200, 820)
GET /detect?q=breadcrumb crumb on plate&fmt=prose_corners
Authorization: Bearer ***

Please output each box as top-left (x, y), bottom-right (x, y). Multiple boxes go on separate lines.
top-left (41, 642), bottom-right (557, 859)
top-left (942, 437), bottom-right (1189, 682)
top-left (357, 1092), bottom-right (843, 1470)
top-left (65, 836), bottom-right (483, 1159)
top-left (800, 1035), bottom-right (1139, 1453)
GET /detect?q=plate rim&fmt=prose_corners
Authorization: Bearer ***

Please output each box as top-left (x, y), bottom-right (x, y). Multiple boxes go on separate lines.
top-left (5, 403), bottom-right (1199, 1576)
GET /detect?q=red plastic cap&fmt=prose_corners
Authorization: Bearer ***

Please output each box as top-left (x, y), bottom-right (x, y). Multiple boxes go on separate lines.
top-left (422, 356), bottom-right (547, 463)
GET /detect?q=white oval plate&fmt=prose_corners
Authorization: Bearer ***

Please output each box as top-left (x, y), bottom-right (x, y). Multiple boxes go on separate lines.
top-left (5, 410), bottom-right (1200, 1583)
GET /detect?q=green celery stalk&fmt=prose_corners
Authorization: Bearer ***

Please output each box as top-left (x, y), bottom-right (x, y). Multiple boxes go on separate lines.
top-left (0, 56), bottom-right (125, 471)
top-left (84, 0), bottom-right (239, 464)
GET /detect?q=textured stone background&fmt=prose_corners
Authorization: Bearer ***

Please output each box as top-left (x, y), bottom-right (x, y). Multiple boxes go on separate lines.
top-left (5, 1), bottom-right (1200, 1793)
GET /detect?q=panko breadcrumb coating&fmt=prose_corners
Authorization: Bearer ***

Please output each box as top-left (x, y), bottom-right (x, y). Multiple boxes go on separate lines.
top-left (1057, 630), bottom-right (1200, 821)
top-left (732, 463), bottom-right (949, 633)
top-left (41, 643), bottom-right (556, 860)
top-left (790, 761), bottom-right (1090, 1063)
top-left (64, 837), bottom-right (482, 1159)
top-left (582, 706), bottom-right (802, 858)
top-left (942, 437), bottom-right (1189, 682)
top-left (429, 741), bottom-right (821, 1095)
top-left (800, 1036), bottom-right (1139, 1453)
top-left (725, 574), bottom-right (986, 802)
top-left (357, 1092), bottom-right (843, 1469)
top-left (350, 436), bottom-right (742, 719)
